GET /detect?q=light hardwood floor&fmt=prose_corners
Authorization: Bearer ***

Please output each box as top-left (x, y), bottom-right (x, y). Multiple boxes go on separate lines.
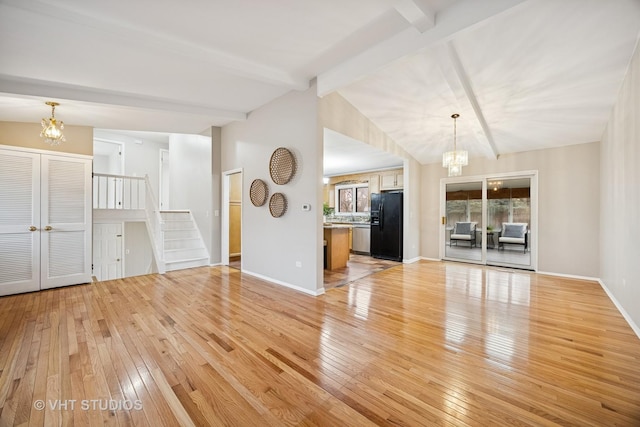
top-left (1, 261), bottom-right (639, 426)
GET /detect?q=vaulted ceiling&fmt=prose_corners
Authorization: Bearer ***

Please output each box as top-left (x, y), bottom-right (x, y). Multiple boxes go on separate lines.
top-left (1, 0), bottom-right (639, 173)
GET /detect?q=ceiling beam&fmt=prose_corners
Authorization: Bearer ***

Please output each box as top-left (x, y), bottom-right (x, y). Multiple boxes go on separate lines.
top-left (2, 0), bottom-right (308, 91)
top-left (439, 43), bottom-right (499, 159)
top-left (394, 0), bottom-right (435, 33)
top-left (317, 0), bottom-right (527, 97)
top-left (0, 74), bottom-right (247, 122)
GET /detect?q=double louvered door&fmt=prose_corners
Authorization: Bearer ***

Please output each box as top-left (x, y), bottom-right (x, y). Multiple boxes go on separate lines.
top-left (0, 147), bottom-right (91, 296)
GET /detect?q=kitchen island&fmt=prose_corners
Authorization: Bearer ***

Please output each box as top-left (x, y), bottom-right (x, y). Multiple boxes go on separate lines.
top-left (323, 224), bottom-right (351, 270)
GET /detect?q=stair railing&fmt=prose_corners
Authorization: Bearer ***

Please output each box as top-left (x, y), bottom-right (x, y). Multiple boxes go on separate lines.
top-left (143, 175), bottom-right (166, 273)
top-left (93, 173), bottom-right (146, 209)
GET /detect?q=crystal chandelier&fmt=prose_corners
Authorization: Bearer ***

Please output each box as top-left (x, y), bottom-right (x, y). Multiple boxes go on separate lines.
top-left (40, 101), bottom-right (65, 145)
top-left (442, 113), bottom-right (467, 177)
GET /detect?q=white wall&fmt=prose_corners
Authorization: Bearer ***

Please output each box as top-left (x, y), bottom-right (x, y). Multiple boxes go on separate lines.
top-left (124, 222), bottom-right (154, 277)
top-left (222, 85), bottom-right (322, 295)
top-left (169, 134), bottom-right (213, 262)
top-left (93, 130), bottom-right (169, 199)
top-left (420, 142), bottom-right (601, 278)
top-left (600, 42), bottom-right (640, 333)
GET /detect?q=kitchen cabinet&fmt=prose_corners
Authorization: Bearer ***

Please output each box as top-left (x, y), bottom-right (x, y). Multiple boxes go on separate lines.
top-left (380, 171), bottom-right (403, 190)
top-left (0, 147), bottom-right (92, 296)
top-left (369, 174), bottom-right (380, 194)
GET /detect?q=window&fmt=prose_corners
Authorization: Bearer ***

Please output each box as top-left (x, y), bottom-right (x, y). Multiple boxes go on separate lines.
top-left (335, 183), bottom-right (369, 214)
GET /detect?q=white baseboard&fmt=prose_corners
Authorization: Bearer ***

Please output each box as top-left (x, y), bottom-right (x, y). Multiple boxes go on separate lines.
top-left (209, 262), bottom-right (222, 267)
top-left (538, 271), bottom-right (639, 339)
top-left (403, 257), bottom-right (421, 264)
top-left (420, 256), bottom-right (441, 262)
top-left (242, 269), bottom-right (325, 297)
top-left (229, 253), bottom-right (241, 257)
top-left (598, 279), bottom-right (640, 340)
top-left (537, 270), bottom-right (600, 282)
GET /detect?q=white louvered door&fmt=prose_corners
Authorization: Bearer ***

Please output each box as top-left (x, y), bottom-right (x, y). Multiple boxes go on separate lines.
top-left (0, 148), bottom-right (91, 295)
top-left (0, 150), bottom-right (41, 296)
top-left (40, 154), bottom-right (92, 289)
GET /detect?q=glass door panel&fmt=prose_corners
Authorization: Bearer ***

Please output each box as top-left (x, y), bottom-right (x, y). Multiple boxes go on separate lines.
top-left (444, 181), bottom-right (482, 262)
top-left (486, 177), bottom-right (532, 268)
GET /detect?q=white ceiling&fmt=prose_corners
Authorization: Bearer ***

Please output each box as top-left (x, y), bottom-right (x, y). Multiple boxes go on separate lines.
top-left (0, 0), bottom-right (639, 175)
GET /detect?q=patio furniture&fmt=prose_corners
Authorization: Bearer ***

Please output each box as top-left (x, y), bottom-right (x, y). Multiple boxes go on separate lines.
top-left (498, 222), bottom-right (528, 252)
top-left (450, 222), bottom-right (477, 248)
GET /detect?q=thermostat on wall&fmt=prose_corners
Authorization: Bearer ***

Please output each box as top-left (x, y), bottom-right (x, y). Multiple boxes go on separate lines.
top-left (302, 203), bottom-right (311, 211)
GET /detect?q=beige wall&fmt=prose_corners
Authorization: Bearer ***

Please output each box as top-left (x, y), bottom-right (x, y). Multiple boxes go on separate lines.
top-left (0, 121), bottom-right (92, 156)
top-left (600, 42), bottom-right (640, 332)
top-left (421, 142), bottom-right (601, 278)
top-left (319, 93), bottom-right (421, 261)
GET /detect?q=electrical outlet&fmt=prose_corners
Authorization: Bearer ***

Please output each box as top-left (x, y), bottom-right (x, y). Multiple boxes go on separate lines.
top-left (295, 261), bottom-right (302, 268)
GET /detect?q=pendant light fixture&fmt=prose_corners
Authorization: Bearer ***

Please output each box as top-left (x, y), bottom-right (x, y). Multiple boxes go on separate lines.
top-left (40, 101), bottom-right (65, 145)
top-left (442, 113), bottom-right (467, 177)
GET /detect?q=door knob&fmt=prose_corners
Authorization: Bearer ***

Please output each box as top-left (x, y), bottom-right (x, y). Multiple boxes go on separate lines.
top-left (29, 226), bottom-right (37, 232)
top-left (44, 226), bottom-right (52, 231)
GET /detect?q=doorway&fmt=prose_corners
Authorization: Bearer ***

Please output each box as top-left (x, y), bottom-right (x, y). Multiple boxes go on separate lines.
top-left (221, 169), bottom-right (242, 269)
top-left (441, 172), bottom-right (537, 270)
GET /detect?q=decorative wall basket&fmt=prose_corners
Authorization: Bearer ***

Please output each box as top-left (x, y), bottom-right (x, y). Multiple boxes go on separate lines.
top-left (269, 147), bottom-right (296, 185)
top-left (269, 193), bottom-right (288, 218)
top-left (249, 179), bottom-right (269, 207)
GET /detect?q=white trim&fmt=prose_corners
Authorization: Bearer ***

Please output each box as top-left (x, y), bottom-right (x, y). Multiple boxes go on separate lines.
top-left (0, 143), bottom-right (93, 160)
top-left (420, 256), bottom-right (441, 262)
top-left (403, 257), bottom-right (421, 264)
top-left (221, 168), bottom-right (243, 267)
top-left (537, 270), bottom-right (600, 282)
top-left (538, 271), bottom-right (640, 338)
top-left (598, 279), bottom-right (640, 339)
top-left (242, 270), bottom-right (325, 296)
top-left (209, 262), bottom-right (222, 267)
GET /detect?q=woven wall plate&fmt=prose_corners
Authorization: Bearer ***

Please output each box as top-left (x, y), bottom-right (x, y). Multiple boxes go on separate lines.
top-left (269, 193), bottom-right (288, 218)
top-left (249, 179), bottom-right (269, 207)
top-left (269, 147), bottom-right (296, 185)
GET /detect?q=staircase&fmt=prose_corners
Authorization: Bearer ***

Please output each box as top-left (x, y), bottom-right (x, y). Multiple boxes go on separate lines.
top-left (93, 173), bottom-right (210, 274)
top-left (161, 211), bottom-right (210, 271)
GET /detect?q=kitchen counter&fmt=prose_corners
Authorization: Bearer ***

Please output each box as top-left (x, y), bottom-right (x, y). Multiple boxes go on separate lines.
top-left (323, 224), bottom-right (353, 229)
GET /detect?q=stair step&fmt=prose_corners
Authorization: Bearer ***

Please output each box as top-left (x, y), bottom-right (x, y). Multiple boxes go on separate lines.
top-left (164, 247), bottom-right (208, 262)
top-left (165, 257), bottom-right (209, 271)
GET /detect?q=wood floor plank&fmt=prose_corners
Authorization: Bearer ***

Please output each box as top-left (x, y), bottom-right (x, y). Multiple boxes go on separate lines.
top-left (1, 261), bottom-right (639, 426)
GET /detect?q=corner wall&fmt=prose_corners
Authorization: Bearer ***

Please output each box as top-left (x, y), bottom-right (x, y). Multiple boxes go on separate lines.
top-left (600, 42), bottom-right (640, 333)
top-left (222, 85), bottom-right (322, 295)
top-left (421, 142), bottom-right (601, 278)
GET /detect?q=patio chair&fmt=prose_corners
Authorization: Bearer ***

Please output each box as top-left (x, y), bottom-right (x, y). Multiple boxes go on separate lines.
top-left (498, 222), bottom-right (528, 252)
top-left (450, 222), bottom-right (477, 248)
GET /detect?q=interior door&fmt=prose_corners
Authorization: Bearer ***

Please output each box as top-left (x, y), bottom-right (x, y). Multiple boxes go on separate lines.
top-left (93, 223), bottom-right (123, 281)
top-left (0, 149), bottom-right (41, 296)
top-left (40, 155), bottom-right (92, 289)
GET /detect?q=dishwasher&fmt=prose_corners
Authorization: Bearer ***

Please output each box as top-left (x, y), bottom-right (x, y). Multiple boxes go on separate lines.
top-left (352, 224), bottom-right (371, 255)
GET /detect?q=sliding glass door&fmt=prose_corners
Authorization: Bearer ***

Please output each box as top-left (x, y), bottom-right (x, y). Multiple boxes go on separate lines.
top-left (486, 177), bottom-right (533, 269)
top-left (444, 181), bottom-right (483, 263)
top-left (441, 173), bottom-right (536, 270)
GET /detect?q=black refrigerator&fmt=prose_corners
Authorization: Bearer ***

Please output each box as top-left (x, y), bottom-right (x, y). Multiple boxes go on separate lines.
top-left (370, 191), bottom-right (403, 261)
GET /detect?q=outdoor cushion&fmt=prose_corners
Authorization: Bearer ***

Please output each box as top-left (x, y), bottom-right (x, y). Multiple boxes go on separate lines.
top-left (455, 222), bottom-right (471, 235)
top-left (502, 223), bottom-right (526, 238)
